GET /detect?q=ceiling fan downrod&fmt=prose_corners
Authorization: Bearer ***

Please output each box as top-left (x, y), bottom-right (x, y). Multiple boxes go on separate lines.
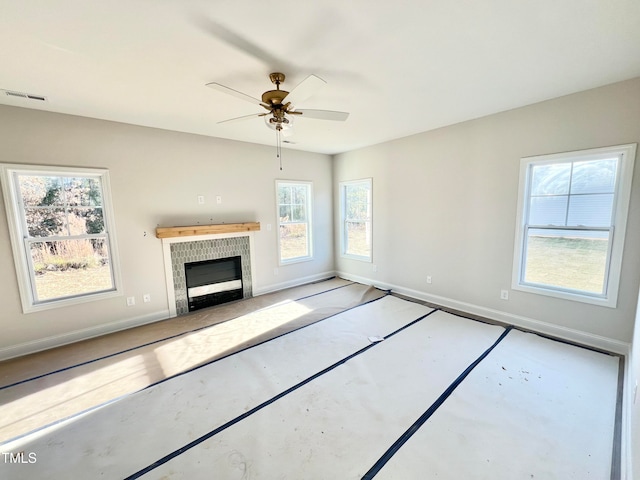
top-left (269, 72), bottom-right (286, 88)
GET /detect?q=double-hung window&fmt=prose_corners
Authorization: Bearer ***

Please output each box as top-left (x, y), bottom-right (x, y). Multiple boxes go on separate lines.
top-left (340, 178), bottom-right (372, 261)
top-left (276, 180), bottom-right (312, 264)
top-left (0, 164), bottom-right (121, 312)
top-left (512, 144), bottom-right (636, 307)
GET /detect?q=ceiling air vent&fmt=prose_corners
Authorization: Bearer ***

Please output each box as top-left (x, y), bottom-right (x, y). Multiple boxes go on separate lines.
top-left (2, 89), bottom-right (47, 102)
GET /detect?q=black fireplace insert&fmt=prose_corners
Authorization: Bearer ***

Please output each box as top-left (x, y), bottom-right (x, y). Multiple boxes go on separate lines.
top-left (184, 256), bottom-right (243, 312)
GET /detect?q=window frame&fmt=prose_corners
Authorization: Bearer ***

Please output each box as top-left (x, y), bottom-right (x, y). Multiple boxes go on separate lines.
top-left (339, 178), bottom-right (373, 262)
top-left (275, 180), bottom-right (313, 265)
top-left (0, 163), bottom-right (122, 313)
top-left (511, 144), bottom-right (636, 308)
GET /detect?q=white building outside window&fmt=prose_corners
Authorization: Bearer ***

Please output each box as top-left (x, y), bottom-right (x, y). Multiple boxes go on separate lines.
top-left (511, 144), bottom-right (636, 307)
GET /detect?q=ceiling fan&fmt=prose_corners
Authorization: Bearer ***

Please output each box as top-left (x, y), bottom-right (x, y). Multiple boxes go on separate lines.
top-left (207, 72), bottom-right (349, 136)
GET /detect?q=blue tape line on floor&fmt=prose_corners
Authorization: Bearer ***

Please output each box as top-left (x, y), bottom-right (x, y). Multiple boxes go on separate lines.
top-left (124, 308), bottom-right (439, 479)
top-left (361, 326), bottom-right (513, 479)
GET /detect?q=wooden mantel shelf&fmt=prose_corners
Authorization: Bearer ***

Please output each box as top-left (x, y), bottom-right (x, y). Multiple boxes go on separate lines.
top-left (156, 222), bottom-right (260, 239)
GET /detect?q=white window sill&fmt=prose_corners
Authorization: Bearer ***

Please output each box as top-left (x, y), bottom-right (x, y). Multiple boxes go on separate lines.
top-left (279, 256), bottom-right (314, 267)
top-left (341, 253), bottom-right (372, 263)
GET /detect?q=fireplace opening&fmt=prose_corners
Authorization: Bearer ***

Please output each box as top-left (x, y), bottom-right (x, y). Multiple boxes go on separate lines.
top-left (185, 255), bottom-right (243, 312)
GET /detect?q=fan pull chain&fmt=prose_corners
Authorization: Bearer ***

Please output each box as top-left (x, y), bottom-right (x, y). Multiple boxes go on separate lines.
top-left (276, 127), bottom-right (283, 170)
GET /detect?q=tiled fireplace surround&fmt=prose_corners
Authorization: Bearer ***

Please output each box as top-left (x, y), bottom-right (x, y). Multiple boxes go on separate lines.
top-left (161, 232), bottom-right (256, 317)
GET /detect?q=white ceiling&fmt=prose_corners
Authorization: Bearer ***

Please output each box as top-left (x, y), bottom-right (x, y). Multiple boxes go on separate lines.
top-left (1, 1), bottom-right (639, 155)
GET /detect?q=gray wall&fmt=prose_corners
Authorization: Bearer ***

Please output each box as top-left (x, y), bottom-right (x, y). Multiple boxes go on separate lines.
top-left (0, 106), bottom-right (334, 358)
top-left (334, 78), bottom-right (640, 348)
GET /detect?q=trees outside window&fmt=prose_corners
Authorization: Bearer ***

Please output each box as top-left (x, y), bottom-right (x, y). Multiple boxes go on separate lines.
top-left (276, 181), bottom-right (312, 264)
top-left (340, 178), bottom-right (372, 261)
top-left (0, 165), bottom-right (121, 312)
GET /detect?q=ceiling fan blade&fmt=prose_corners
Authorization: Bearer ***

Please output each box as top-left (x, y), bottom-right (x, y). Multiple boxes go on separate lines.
top-left (217, 113), bottom-right (267, 124)
top-left (194, 17), bottom-right (292, 72)
top-left (282, 75), bottom-right (326, 107)
top-left (207, 82), bottom-right (270, 108)
top-left (295, 109), bottom-right (349, 121)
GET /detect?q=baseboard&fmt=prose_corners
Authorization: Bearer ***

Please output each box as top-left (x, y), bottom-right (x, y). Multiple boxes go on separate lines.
top-left (253, 271), bottom-right (337, 297)
top-left (0, 309), bottom-right (171, 362)
top-left (337, 271), bottom-right (630, 355)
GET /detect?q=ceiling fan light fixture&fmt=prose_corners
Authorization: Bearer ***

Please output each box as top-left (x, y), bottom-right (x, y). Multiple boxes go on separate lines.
top-left (264, 114), bottom-right (293, 132)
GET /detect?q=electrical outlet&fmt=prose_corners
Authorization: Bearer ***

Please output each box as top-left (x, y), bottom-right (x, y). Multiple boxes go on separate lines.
top-left (372, 264), bottom-right (378, 272)
top-left (266, 223), bottom-right (272, 231)
top-left (143, 293), bottom-right (151, 303)
top-left (126, 296), bottom-right (136, 306)
top-left (197, 195), bottom-right (204, 205)
top-left (426, 276), bottom-right (432, 284)
top-left (274, 267), bottom-right (279, 276)
top-left (500, 290), bottom-right (509, 300)
top-left (216, 195), bottom-right (222, 204)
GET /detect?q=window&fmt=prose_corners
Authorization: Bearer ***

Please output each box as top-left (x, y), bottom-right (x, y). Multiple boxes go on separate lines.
top-left (512, 144), bottom-right (636, 307)
top-left (0, 164), bottom-right (121, 312)
top-left (340, 178), bottom-right (372, 261)
top-left (276, 181), bottom-right (312, 264)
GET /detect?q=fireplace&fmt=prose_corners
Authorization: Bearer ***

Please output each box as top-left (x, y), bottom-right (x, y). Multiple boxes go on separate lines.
top-left (159, 226), bottom-right (258, 317)
top-left (185, 255), bottom-right (243, 311)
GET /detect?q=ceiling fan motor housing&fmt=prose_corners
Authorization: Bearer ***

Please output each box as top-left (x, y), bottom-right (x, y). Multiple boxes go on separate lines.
top-left (263, 72), bottom-right (290, 115)
top-left (262, 89), bottom-right (289, 106)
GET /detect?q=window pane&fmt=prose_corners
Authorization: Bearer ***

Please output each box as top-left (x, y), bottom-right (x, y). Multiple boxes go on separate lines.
top-left (279, 223), bottom-right (309, 260)
top-left (293, 185), bottom-right (307, 205)
top-left (68, 207), bottom-right (105, 234)
top-left (279, 205), bottom-right (291, 221)
top-left (25, 207), bottom-right (68, 237)
top-left (65, 177), bottom-right (103, 206)
top-left (523, 230), bottom-right (609, 294)
top-left (570, 159), bottom-right (617, 194)
top-left (30, 238), bottom-right (113, 301)
top-left (345, 184), bottom-right (357, 200)
top-left (19, 175), bottom-right (63, 207)
top-left (84, 208), bottom-right (105, 234)
top-left (291, 205), bottom-right (306, 222)
top-left (19, 176), bottom-right (46, 207)
top-left (530, 163), bottom-right (571, 195)
top-left (346, 203), bottom-right (358, 220)
top-left (346, 184), bottom-right (369, 204)
top-left (567, 194), bottom-right (614, 227)
top-left (528, 196), bottom-right (568, 225)
top-left (278, 186), bottom-right (291, 204)
top-left (346, 221), bottom-right (371, 257)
